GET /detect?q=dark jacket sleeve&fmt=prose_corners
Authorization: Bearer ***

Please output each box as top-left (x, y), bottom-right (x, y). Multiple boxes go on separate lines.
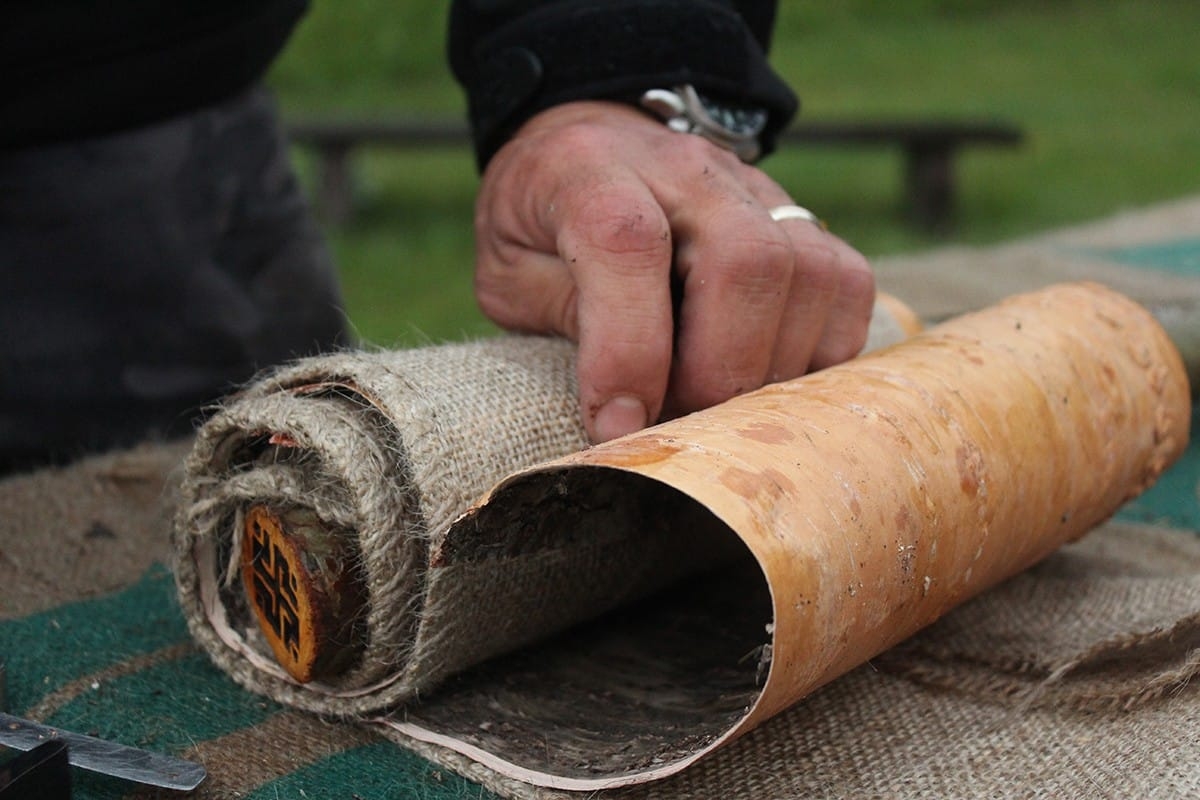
top-left (1, 1), bottom-right (306, 149)
top-left (448, 0), bottom-right (798, 169)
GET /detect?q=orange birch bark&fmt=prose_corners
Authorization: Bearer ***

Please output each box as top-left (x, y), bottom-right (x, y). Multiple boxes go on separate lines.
top-left (444, 280), bottom-right (1190, 785)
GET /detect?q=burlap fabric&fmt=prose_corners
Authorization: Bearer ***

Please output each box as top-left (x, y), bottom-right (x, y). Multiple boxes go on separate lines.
top-left (3, 198), bottom-right (1200, 798)
top-left (174, 336), bottom-right (594, 715)
top-left (1, 449), bottom-right (1197, 798)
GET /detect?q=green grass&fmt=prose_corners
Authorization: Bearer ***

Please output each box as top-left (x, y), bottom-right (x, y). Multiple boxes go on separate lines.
top-left (268, 1), bottom-right (1200, 346)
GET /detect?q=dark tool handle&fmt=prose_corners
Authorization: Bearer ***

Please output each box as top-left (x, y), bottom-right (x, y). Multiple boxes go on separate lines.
top-left (0, 741), bottom-right (72, 800)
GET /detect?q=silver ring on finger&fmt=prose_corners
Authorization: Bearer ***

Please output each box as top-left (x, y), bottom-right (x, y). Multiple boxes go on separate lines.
top-left (769, 204), bottom-right (828, 231)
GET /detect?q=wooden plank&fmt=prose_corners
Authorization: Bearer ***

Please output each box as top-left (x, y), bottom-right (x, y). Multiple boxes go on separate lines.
top-left (285, 116), bottom-right (1024, 231)
top-left (286, 117), bottom-right (1024, 149)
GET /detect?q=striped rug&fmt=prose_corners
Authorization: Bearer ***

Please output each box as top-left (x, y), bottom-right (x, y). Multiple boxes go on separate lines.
top-left (3, 198), bottom-right (1199, 799)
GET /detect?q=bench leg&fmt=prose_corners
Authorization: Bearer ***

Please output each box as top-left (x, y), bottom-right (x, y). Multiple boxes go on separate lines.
top-left (904, 144), bottom-right (956, 234)
top-left (315, 143), bottom-right (355, 227)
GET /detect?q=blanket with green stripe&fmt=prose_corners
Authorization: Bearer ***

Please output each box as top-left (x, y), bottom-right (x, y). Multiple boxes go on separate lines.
top-left (4, 566), bottom-right (488, 799)
top-left (3, 199), bottom-right (1200, 799)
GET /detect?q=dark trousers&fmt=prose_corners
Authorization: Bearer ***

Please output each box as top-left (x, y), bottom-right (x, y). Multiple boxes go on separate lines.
top-left (0, 87), bottom-right (349, 472)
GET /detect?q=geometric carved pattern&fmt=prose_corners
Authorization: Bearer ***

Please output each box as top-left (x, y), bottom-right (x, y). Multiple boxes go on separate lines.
top-left (246, 513), bottom-right (302, 663)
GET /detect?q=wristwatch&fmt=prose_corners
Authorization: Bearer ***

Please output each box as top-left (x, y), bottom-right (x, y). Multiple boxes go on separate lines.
top-left (639, 84), bottom-right (769, 163)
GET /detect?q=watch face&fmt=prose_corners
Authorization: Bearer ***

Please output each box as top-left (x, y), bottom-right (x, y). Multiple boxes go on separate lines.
top-left (697, 93), bottom-right (768, 137)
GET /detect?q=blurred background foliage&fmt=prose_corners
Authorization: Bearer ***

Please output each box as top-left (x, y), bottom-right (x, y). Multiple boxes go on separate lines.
top-left (268, 1), bottom-right (1200, 347)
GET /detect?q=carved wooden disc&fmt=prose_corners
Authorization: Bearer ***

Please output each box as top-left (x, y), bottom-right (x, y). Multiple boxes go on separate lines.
top-left (240, 505), bottom-right (365, 683)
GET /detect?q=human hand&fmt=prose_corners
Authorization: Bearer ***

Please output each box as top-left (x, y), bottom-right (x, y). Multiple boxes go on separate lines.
top-left (473, 101), bottom-right (875, 443)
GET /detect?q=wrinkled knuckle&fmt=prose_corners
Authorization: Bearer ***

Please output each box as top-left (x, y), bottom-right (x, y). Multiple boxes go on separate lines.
top-left (710, 233), bottom-right (794, 297)
top-left (573, 193), bottom-right (670, 265)
top-left (754, 232), bottom-right (797, 278)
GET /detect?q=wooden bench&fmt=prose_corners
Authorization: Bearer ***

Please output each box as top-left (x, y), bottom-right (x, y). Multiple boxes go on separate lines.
top-left (287, 117), bottom-right (1023, 232)
top-left (780, 121), bottom-right (1024, 232)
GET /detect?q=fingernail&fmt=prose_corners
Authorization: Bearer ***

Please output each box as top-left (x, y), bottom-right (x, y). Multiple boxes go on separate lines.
top-left (593, 396), bottom-right (648, 442)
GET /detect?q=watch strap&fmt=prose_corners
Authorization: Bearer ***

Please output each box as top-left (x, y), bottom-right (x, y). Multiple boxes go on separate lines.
top-left (449, 0), bottom-right (798, 169)
top-left (641, 84), bottom-right (767, 162)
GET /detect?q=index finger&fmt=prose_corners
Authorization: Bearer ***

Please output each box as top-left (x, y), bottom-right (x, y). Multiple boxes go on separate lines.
top-left (554, 181), bottom-right (675, 442)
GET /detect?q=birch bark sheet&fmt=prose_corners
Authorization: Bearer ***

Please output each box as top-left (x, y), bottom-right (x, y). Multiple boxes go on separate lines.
top-left (175, 282), bottom-right (1190, 789)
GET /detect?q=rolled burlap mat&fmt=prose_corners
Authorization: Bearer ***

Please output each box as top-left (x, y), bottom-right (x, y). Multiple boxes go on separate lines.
top-left (175, 296), bottom-right (916, 712)
top-left (174, 283), bottom-right (1189, 790)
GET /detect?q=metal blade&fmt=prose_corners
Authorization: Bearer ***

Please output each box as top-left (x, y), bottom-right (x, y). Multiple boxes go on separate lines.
top-left (0, 711), bottom-right (206, 791)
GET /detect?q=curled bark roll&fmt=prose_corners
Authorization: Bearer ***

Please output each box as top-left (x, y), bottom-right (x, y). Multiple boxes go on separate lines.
top-left (384, 281), bottom-right (1189, 788)
top-left (174, 284), bottom-right (1188, 788)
